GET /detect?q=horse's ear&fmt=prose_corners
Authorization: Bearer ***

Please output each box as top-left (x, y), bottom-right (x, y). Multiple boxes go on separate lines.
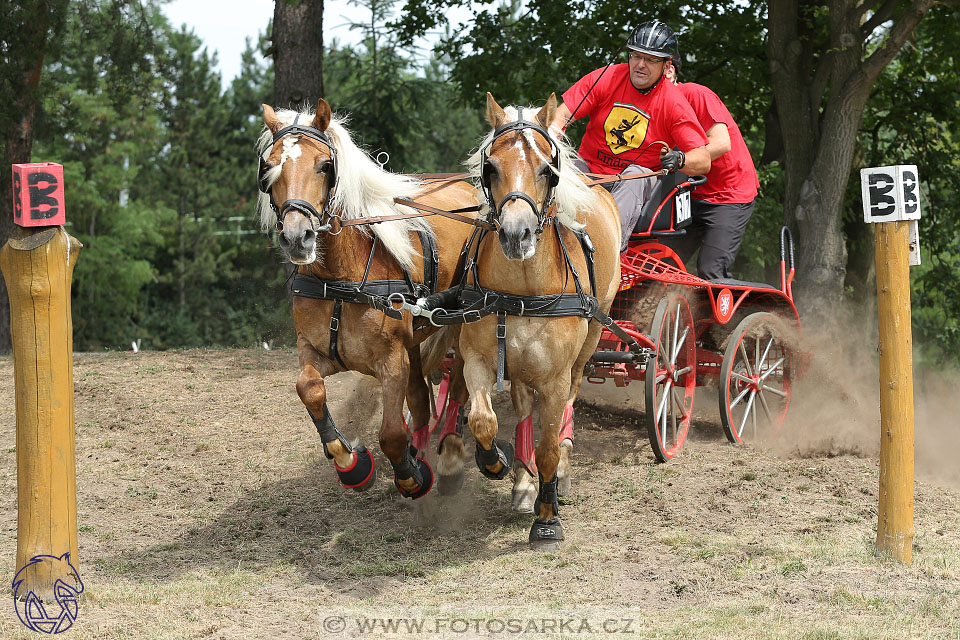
top-left (263, 104), bottom-right (282, 134)
top-left (486, 92), bottom-right (507, 128)
top-left (313, 98), bottom-right (332, 131)
top-left (535, 93), bottom-right (557, 130)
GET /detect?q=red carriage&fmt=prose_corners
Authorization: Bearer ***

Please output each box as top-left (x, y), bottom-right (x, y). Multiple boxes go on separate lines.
top-left (584, 171), bottom-right (801, 461)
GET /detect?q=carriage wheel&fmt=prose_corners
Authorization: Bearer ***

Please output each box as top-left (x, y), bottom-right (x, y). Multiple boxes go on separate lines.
top-left (644, 292), bottom-right (696, 462)
top-left (718, 313), bottom-right (795, 444)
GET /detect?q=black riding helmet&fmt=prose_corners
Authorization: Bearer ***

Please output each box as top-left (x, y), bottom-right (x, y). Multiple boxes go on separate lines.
top-left (626, 20), bottom-right (679, 61)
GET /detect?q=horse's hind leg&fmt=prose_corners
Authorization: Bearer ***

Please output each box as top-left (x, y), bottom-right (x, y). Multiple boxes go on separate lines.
top-left (511, 381), bottom-right (537, 513)
top-left (435, 351), bottom-right (469, 495)
top-left (405, 346), bottom-right (432, 455)
top-left (296, 339), bottom-right (375, 491)
top-left (380, 348), bottom-right (433, 499)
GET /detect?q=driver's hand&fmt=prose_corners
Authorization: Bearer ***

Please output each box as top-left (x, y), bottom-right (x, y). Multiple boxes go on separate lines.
top-left (660, 148), bottom-right (686, 172)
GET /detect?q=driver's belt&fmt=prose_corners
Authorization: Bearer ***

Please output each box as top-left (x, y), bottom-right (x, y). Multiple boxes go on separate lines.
top-left (290, 230), bottom-right (438, 367)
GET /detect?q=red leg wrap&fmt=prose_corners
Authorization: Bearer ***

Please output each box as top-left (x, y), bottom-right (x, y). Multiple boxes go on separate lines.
top-left (436, 399), bottom-right (462, 452)
top-left (429, 376), bottom-right (450, 432)
top-left (559, 404), bottom-right (574, 443)
top-left (411, 423), bottom-right (431, 454)
top-left (515, 416), bottom-right (537, 474)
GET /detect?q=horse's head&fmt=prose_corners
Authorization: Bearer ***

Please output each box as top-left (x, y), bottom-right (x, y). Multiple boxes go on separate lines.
top-left (481, 92), bottom-right (560, 260)
top-left (259, 99), bottom-right (337, 264)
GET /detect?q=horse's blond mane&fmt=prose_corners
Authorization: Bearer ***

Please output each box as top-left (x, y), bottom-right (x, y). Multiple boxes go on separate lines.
top-left (255, 107), bottom-right (432, 271)
top-left (465, 105), bottom-right (597, 230)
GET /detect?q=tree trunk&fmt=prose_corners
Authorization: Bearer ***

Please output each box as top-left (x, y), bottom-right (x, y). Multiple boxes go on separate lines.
top-left (767, 0), bottom-right (935, 325)
top-left (272, 0), bottom-right (325, 109)
top-left (0, 60), bottom-right (45, 354)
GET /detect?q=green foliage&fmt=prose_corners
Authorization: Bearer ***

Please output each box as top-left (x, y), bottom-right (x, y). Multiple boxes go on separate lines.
top-left (323, 0), bottom-right (484, 172)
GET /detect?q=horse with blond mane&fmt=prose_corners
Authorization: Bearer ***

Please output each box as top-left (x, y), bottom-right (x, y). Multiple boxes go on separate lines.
top-left (256, 98), bottom-right (479, 499)
top-left (453, 93), bottom-right (622, 549)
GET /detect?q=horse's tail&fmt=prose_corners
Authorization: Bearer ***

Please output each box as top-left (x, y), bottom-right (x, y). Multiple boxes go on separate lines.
top-left (420, 326), bottom-right (457, 376)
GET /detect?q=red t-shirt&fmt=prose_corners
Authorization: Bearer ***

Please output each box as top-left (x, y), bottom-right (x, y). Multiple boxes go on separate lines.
top-left (561, 64), bottom-right (707, 175)
top-left (677, 82), bottom-right (759, 203)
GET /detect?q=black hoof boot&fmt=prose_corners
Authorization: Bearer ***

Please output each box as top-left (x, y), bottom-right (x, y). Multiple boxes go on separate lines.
top-left (529, 473), bottom-right (562, 550)
top-left (475, 439), bottom-right (515, 480)
top-left (334, 446), bottom-right (376, 491)
top-left (311, 405), bottom-right (353, 460)
top-left (529, 518), bottom-right (564, 551)
top-left (393, 445), bottom-right (434, 500)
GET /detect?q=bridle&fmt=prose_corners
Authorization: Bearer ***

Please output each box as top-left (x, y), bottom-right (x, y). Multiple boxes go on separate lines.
top-left (258, 114), bottom-right (340, 233)
top-left (479, 114), bottom-right (562, 236)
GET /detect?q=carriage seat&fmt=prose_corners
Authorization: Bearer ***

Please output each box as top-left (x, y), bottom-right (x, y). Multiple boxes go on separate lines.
top-left (708, 277), bottom-right (779, 292)
top-left (632, 171), bottom-right (685, 236)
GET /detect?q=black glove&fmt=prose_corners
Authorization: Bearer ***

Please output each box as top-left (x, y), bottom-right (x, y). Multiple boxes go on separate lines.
top-left (660, 149), bottom-right (686, 172)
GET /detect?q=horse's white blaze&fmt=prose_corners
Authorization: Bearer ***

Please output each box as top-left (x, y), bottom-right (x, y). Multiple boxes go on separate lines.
top-left (256, 106), bottom-right (433, 271)
top-left (280, 137), bottom-right (302, 164)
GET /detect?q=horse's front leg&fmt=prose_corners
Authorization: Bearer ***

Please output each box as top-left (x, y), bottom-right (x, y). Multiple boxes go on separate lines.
top-left (461, 347), bottom-right (514, 480)
top-left (511, 381), bottom-right (537, 513)
top-left (380, 348), bottom-right (433, 499)
top-left (529, 382), bottom-right (570, 550)
top-left (296, 338), bottom-right (375, 491)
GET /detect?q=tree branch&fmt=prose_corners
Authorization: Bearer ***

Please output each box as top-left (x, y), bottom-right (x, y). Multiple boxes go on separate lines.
top-left (860, 0), bottom-right (937, 82)
top-left (859, 0), bottom-right (900, 36)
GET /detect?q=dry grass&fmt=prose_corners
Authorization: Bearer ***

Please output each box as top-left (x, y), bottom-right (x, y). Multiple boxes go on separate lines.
top-left (0, 349), bottom-right (958, 639)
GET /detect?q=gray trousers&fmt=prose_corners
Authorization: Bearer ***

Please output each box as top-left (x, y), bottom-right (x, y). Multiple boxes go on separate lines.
top-left (575, 159), bottom-right (657, 251)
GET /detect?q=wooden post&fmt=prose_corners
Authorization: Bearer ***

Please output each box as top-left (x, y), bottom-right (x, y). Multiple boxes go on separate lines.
top-left (0, 227), bottom-right (82, 596)
top-left (873, 220), bottom-right (914, 564)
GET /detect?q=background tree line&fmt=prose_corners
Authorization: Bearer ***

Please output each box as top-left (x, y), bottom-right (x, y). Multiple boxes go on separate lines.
top-left (0, 0), bottom-right (958, 362)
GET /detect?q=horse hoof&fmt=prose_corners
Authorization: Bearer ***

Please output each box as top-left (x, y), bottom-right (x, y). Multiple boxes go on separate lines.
top-left (475, 439), bottom-right (515, 480)
top-left (394, 455), bottom-right (434, 500)
top-left (511, 486), bottom-right (536, 513)
top-left (437, 471), bottom-right (465, 496)
top-left (335, 446), bottom-right (376, 491)
top-left (528, 518), bottom-right (564, 551)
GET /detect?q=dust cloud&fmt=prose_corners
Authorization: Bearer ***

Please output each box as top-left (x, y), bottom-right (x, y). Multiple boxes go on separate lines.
top-left (774, 302), bottom-right (960, 491)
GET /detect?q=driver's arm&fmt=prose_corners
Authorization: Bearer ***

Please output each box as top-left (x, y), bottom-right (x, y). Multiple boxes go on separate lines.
top-left (704, 122), bottom-right (731, 160)
top-left (681, 146), bottom-right (711, 175)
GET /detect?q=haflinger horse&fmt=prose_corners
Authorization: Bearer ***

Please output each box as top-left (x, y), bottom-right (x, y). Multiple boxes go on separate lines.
top-left (457, 93), bottom-right (621, 549)
top-left (256, 98), bottom-right (478, 500)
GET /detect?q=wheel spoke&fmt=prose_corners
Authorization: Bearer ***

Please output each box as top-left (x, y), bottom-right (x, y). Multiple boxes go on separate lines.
top-left (660, 382), bottom-right (672, 445)
top-left (731, 371), bottom-right (753, 385)
top-left (738, 341), bottom-right (756, 376)
top-left (672, 326), bottom-right (690, 364)
top-left (656, 380), bottom-right (672, 425)
top-left (758, 336), bottom-right (774, 367)
top-left (759, 356), bottom-right (786, 382)
top-left (758, 390), bottom-right (775, 423)
top-left (730, 385), bottom-right (751, 409)
top-left (671, 386), bottom-right (688, 419)
top-left (760, 384), bottom-right (788, 398)
top-left (754, 335), bottom-right (761, 377)
top-left (674, 365), bottom-right (693, 378)
top-left (752, 394), bottom-right (758, 438)
top-left (737, 391), bottom-right (756, 438)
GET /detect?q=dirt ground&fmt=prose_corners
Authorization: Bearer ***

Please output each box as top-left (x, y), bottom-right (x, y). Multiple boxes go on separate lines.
top-left (0, 348), bottom-right (958, 639)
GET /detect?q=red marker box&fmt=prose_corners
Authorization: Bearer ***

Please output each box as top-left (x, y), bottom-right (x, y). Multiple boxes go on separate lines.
top-left (11, 162), bottom-right (66, 227)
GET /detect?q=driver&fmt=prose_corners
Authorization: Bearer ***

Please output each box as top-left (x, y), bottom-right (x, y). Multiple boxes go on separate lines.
top-left (549, 20), bottom-right (710, 251)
